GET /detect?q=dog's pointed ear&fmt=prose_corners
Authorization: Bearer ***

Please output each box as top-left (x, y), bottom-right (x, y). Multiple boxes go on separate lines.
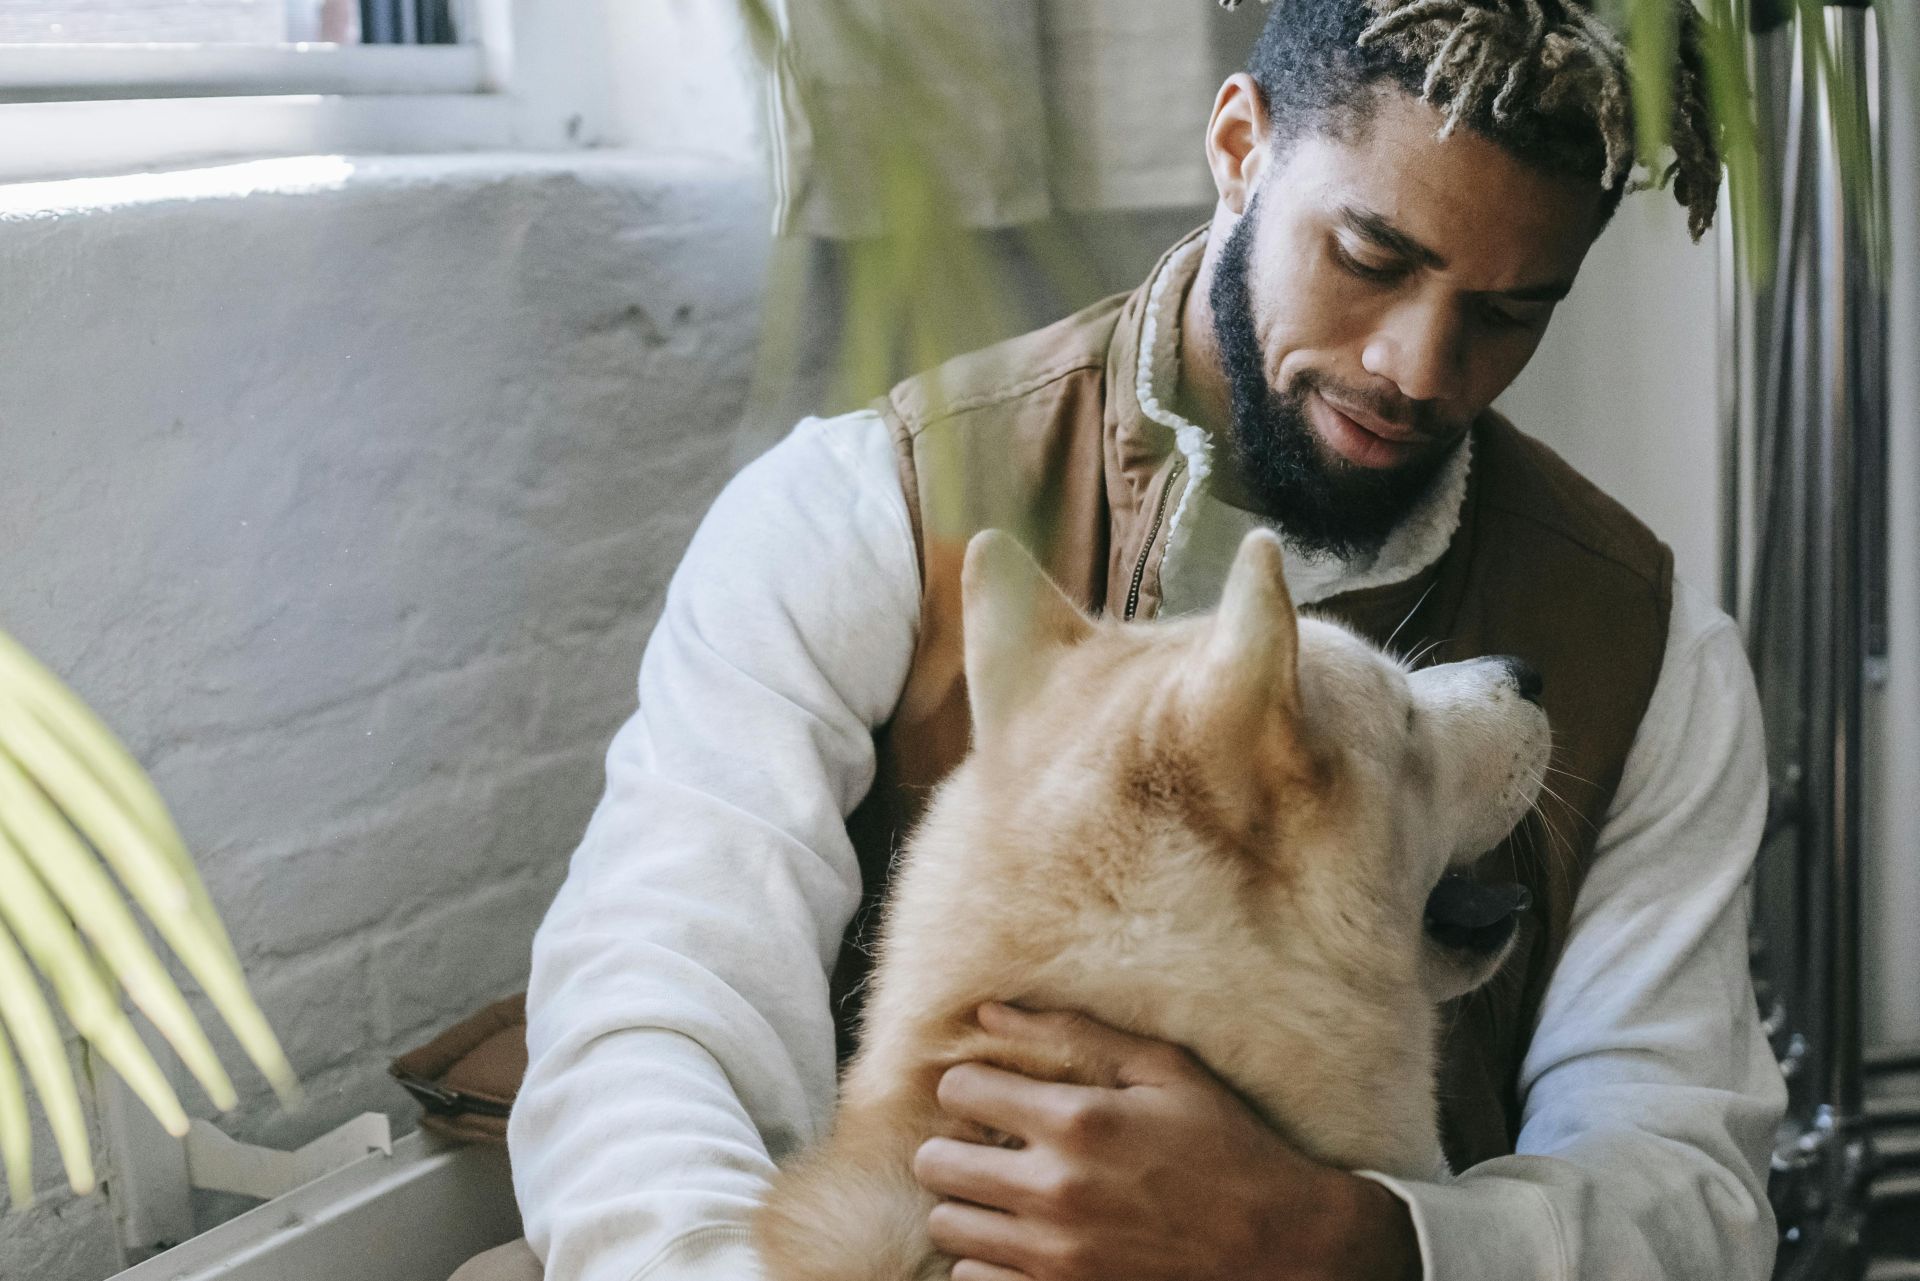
top-left (1200, 528), bottom-right (1300, 712)
top-left (962, 530), bottom-right (1092, 738)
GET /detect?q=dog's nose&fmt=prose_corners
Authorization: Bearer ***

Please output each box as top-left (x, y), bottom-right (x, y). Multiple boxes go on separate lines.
top-left (1426, 874), bottom-right (1533, 954)
top-left (1500, 657), bottom-right (1544, 705)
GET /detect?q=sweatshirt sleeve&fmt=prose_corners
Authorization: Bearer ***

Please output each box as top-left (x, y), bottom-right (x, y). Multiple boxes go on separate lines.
top-left (1358, 579), bottom-right (1789, 1280)
top-left (507, 411), bottom-right (921, 1281)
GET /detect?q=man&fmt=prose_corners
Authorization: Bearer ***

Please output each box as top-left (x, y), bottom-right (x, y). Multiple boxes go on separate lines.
top-left (481, 0), bottom-right (1787, 1277)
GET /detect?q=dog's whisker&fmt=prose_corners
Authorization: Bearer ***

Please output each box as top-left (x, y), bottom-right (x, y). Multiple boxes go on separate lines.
top-left (1533, 778), bottom-right (1597, 838)
top-left (1382, 579), bottom-right (1441, 657)
top-left (1543, 761), bottom-right (1598, 790)
top-left (1521, 800), bottom-right (1574, 887)
top-left (1405, 636), bottom-right (1453, 670)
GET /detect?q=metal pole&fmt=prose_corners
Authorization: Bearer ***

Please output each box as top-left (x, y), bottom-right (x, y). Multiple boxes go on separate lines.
top-left (1733, 3), bottom-right (1888, 1276)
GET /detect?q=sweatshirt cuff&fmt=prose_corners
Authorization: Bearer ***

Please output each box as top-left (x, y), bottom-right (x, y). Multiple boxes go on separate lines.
top-left (624, 1225), bottom-right (765, 1281)
top-left (1354, 1167), bottom-right (1568, 1281)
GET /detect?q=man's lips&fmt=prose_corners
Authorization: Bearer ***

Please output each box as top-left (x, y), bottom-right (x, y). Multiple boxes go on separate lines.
top-left (1326, 395), bottom-right (1419, 442)
top-left (1307, 391), bottom-right (1424, 470)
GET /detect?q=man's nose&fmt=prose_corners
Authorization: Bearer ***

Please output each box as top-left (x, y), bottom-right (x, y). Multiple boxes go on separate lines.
top-left (1360, 298), bottom-right (1466, 405)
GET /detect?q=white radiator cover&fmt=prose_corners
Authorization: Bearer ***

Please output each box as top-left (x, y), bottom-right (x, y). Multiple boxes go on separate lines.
top-left (110, 1131), bottom-right (520, 1281)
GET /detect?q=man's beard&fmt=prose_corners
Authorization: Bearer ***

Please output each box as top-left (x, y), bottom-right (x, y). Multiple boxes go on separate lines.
top-left (1208, 197), bottom-right (1456, 560)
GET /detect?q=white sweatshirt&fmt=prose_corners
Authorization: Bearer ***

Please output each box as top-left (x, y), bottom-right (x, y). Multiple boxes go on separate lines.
top-left (511, 253), bottom-right (1788, 1281)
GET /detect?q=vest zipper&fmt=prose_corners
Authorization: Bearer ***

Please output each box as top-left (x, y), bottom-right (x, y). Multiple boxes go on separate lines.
top-left (1124, 459), bottom-right (1184, 621)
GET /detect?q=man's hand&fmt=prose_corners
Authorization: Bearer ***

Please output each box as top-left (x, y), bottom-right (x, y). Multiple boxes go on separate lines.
top-left (912, 1002), bottom-right (1421, 1281)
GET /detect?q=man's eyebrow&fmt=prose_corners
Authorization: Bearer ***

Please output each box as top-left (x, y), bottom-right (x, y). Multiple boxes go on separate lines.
top-left (1337, 204), bottom-right (1575, 303)
top-left (1339, 206), bottom-right (1445, 270)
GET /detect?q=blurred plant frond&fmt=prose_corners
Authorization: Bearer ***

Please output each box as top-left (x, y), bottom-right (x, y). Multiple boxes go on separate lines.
top-left (740, 0), bottom-right (1111, 538)
top-left (743, 0), bottom-right (1900, 392)
top-left (0, 627), bottom-right (297, 1210)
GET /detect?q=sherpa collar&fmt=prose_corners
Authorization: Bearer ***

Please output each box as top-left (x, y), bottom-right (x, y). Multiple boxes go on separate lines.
top-left (1131, 229), bottom-right (1473, 613)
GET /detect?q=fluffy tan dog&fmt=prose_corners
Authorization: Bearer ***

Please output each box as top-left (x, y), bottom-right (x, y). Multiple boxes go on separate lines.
top-left (755, 527), bottom-right (1550, 1281)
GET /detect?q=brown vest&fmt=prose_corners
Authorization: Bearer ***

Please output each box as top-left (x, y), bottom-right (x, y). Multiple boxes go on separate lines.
top-left (832, 234), bottom-right (1673, 1172)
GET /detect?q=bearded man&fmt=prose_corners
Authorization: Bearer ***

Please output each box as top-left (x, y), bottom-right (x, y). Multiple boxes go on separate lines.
top-left (472, 0), bottom-right (1787, 1278)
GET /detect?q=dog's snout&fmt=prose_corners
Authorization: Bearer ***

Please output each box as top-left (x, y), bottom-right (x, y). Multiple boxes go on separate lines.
top-left (1500, 656), bottom-right (1544, 705)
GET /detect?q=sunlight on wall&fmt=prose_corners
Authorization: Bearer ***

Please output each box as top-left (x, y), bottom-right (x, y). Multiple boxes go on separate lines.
top-left (0, 152), bottom-right (354, 220)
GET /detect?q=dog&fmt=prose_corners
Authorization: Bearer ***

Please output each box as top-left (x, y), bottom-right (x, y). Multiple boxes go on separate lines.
top-left (754, 526), bottom-right (1550, 1280)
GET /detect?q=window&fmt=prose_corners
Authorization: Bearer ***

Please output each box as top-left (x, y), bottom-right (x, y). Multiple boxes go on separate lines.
top-left (0, 1), bottom-right (454, 46)
top-left (0, 0), bottom-right (572, 185)
top-left (0, 1), bottom-right (489, 105)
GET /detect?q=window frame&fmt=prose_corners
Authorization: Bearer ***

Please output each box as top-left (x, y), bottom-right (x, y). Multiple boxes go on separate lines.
top-left (0, 0), bottom-right (596, 186)
top-left (0, 43), bottom-right (492, 102)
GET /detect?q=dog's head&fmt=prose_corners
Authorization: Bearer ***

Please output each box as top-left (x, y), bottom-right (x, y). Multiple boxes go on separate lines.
top-left (960, 526), bottom-right (1550, 1005)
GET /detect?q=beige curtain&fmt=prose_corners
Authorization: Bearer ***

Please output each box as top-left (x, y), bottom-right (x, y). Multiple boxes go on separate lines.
top-left (763, 0), bottom-right (1264, 238)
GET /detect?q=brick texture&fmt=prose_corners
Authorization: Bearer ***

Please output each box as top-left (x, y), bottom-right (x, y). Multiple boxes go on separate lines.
top-left (0, 154), bottom-right (767, 1278)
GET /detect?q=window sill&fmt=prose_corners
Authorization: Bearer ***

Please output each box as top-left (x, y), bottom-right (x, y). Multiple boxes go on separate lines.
top-left (0, 43), bottom-right (490, 102)
top-left (0, 92), bottom-right (529, 186)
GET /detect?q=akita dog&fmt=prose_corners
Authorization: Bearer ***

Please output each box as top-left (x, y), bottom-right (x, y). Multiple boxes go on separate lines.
top-left (756, 526), bottom-right (1549, 1280)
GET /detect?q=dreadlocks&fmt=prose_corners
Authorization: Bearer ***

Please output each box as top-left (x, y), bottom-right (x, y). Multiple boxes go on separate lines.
top-left (1219, 0), bottom-right (1721, 240)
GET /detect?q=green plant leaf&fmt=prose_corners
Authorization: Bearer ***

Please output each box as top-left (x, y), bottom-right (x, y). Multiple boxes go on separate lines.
top-left (0, 1023), bottom-right (31, 1209)
top-left (0, 753), bottom-right (232, 1119)
top-left (1627, 0), bottom-right (1680, 169)
top-left (0, 817), bottom-right (193, 1131)
top-left (0, 918), bottom-right (92, 1197)
top-left (0, 637), bottom-right (298, 1113)
top-left (0, 628), bottom-right (302, 1207)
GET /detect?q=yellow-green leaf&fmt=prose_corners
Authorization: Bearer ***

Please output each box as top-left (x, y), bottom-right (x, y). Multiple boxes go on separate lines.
top-left (0, 752), bottom-right (233, 1117)
top-left (0, 921), bottom-right (92, 1195)
top-left (0, 1023), bottom-right (31, 1209)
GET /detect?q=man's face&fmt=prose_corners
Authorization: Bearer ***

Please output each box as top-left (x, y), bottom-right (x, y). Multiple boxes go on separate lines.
top-left (1209, 90), bottom-right (1603, 557)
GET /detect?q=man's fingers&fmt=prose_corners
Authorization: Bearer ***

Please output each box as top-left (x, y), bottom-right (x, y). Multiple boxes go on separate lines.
top-left (914, 1135), bottom-right (1051, 1212)
top-left (977, 1001), bottom-right (1193, 1087)
top-left (927, 1199), bottom-right (1044, 1273)
top-left (937, 1062), bottom-right (1105, 1143)
top-left (951, 1260), bottom-right (1032, 1281)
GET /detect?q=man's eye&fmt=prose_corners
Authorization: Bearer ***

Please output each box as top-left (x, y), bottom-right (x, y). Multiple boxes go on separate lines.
top-left (1475, 298), bottom-right (1546, 331)
top-left (1332, 241), bottom-right (1406, 284)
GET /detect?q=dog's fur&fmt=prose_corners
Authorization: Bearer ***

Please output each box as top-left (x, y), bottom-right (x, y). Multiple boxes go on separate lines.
top-left (754, 527), bottom-right (1550, 1281)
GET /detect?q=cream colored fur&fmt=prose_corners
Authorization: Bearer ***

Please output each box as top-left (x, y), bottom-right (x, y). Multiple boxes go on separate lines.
top-left (754, 527), bottom-right (1550, 1281)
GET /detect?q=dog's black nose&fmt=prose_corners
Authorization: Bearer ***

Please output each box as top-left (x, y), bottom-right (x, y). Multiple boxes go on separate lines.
top-left (1501, 657), bottom-right (1544, 705)
top-left (1426, 874), bottom-right (1533, 954)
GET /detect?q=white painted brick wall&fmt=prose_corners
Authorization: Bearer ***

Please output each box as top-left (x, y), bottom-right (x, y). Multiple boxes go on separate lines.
top-left (0, 152), bottom-right (769, 1278)
top-left (0, 135), bottom-right (1770, 1280)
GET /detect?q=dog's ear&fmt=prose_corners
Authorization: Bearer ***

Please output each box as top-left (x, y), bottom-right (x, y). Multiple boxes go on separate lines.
top-left (1199, 528), bottom-right (1300, 718)
top-left (962, 530), bottom-right (1093, 738)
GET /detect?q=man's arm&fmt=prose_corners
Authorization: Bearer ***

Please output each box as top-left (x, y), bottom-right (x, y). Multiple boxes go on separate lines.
top-left (508, 412), bottom-right (921, 1281)
top-left (1359, 579), bottom-right (1789, 1279)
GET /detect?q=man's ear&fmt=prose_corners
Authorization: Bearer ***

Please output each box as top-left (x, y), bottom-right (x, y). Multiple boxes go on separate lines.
top-left (961, 530), bottom-right (1092, 739)
top-left (1205, 72), bottom-right (1271, 215)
